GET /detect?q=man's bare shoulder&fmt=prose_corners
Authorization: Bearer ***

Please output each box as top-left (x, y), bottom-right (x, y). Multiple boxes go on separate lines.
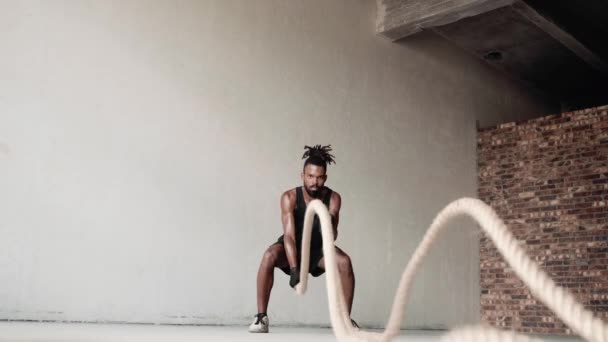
top-left (331, 190), bottom-right (341, 202)
top-left (281, 188), bottom-right (297, 203)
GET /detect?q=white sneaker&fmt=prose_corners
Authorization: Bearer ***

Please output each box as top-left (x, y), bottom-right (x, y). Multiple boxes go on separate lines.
top-left (248, 314), bottom-right (269, 333)
top-left (351, 318), bottom-right (360, 330)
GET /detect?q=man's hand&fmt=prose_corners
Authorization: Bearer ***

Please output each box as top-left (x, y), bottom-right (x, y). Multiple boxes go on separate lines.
top-left (289, 267), bottom-right (300, 288)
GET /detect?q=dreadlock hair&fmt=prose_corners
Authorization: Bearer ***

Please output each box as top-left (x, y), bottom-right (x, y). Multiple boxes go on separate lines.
top-left (302, 144), bottom-right (336, 170)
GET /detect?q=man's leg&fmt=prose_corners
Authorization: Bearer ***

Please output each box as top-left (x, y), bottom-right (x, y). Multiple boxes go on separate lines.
top-left (256, 243), bottom-right (288, 313)
top-left (317, 246), bottom-right (355, 315)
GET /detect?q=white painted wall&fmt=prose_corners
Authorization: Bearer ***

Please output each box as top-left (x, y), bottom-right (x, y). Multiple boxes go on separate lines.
top-left (0, 0), bottom-right (554, 329)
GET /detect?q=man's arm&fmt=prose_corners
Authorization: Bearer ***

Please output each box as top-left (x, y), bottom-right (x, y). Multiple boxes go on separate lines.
top-left (281, 191), bottom-right (298, 269)
top-left (329, 192), bottom-right (342, 240)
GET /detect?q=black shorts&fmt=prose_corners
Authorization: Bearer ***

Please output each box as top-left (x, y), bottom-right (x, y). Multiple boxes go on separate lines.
top-left (274, 237), bottom-right (325, 277)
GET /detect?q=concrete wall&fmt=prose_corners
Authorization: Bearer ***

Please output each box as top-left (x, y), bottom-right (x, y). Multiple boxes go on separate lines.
top-left (0, 0), bottom-right (554, 329)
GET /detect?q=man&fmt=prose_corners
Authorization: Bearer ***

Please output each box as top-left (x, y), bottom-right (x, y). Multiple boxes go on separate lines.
top-left (249, 145), bottom-right (357, 333)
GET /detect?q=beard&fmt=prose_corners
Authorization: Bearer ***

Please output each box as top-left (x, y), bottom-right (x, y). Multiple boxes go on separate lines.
top-left (304, 184), bottom-right (324, 198)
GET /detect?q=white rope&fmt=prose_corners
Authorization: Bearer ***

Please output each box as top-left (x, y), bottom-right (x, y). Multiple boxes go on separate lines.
top-left (295, 197), bottom-right (607, 342)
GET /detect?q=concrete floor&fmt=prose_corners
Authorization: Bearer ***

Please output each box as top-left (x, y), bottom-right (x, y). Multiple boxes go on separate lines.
top-left (0, 322), bottom-right (584, 342)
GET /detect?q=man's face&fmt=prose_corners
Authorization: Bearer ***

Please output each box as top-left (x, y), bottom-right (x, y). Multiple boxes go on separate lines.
top-left (301, 164), bottom-right (327, 198)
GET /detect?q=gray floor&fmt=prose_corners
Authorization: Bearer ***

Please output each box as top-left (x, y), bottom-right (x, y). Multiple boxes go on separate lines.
top-left (0, 322), bottom-right (583, 342)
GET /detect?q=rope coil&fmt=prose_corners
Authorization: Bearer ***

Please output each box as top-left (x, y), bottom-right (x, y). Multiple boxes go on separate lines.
top-left (295, 197), bottom-right (607, 342)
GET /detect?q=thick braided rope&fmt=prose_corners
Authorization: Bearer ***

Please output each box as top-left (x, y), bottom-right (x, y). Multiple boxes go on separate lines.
top-left (295, 197), bottom-right (607, 342)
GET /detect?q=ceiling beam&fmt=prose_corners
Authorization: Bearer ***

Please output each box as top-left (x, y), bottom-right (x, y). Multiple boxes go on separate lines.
top-left (376, 0), bottom-right (514, 41)
top-left (377, 0), bottom-right (608, 74)
top-left (511, 1), bottom-right (608, 74)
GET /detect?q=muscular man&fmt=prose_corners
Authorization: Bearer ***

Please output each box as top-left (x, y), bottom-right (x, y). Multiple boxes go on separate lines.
top-left (249, 145), bottom-right (357, 333)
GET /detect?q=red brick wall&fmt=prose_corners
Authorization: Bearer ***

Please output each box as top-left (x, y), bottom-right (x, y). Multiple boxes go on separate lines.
top-left (477, 105), bottom-right (608, 334)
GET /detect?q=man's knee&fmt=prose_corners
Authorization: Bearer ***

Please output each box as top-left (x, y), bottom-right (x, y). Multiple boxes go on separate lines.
top-left (261, 249), bottom-right (279, 269)
top-left (337, 254), bottom-right (353, 274)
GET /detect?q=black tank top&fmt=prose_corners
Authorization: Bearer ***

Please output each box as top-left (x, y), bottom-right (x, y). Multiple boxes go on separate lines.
top-left (279, 186), bottom-right (333, 252)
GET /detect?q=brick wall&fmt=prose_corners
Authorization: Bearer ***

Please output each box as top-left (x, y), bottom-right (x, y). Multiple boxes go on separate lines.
top-left (477, 105), bottom-right (608, 334)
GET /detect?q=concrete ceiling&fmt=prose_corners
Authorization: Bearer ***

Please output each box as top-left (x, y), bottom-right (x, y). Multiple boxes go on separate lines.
top-left (376, 0), bottom-right (608, 110)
